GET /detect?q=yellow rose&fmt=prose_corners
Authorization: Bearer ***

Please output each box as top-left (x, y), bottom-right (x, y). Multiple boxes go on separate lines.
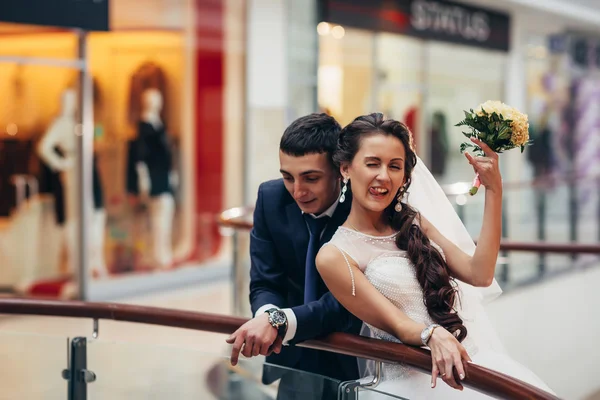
top-left (509, 112), bottom-right (530, 146)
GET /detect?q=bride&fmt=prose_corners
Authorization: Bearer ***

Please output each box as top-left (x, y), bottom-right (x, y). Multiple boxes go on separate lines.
top-left (316, 113), bottom-right (555, 398)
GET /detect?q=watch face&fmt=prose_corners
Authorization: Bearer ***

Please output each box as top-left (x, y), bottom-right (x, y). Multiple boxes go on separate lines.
top-left (421, 328), bottom-right (430, 342)
top-left (271, 311), bottom-right (286, 326)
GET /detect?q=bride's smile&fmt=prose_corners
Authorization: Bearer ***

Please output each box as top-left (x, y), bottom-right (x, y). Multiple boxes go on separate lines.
top-left (368, 186), bottom-right (389, 197)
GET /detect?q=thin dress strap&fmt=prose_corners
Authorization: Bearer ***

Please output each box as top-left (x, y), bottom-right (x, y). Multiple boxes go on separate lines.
top-left (334, 246), bottom-right (356, 297)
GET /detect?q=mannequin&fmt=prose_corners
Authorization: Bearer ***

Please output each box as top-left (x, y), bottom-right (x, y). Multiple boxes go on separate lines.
top-left (135, 88), bottom-right (177, 269)
top-left (37, 89), bottom-right (108, 278)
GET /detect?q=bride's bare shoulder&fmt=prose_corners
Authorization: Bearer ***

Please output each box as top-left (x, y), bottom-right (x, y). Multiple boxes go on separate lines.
top-left (316, 244), bottom-right (357, 272)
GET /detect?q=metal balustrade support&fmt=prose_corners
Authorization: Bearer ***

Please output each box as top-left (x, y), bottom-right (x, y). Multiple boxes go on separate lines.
top-left (92, 319), bottom-right (99, 339)
top-left (62, 337), bottom-right (95, 400)
top-left (536, 189), bottom-right (547, 276)
top-left (231, 231), bottom-right (241, 316)
top-left (338, 361), bottom-right (389, 400)
top-left (500, 195), bottom-right (509, 284)
top-left (568, 181), bottom-right (578, 262)
top-left (597, 178), bottom-right (600, 242)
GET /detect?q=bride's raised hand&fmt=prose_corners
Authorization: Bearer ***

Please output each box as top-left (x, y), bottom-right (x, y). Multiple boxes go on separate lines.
top-left (465, 137), bottom-right (502, 195)
top-left (428, 327), bottom-right (472, 391)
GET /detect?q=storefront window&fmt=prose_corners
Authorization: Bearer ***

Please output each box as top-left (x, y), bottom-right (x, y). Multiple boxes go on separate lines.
top-left (318, 27), bottom-right (374, 126)
top-left (0, 0), bottom-right (242, 298)
top-left (0, 57), bottom-right (81, 294)
top-left (375, 33), bottom-right (424, 151)
top-left (87, 31), bottom-right (188, 274)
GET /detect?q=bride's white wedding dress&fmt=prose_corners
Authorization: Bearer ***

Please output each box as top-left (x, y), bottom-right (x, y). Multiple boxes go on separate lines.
top-left (328, 226), bottom-right (555, 399)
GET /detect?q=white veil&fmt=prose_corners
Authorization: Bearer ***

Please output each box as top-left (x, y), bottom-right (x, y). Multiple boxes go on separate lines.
top-left (407, 156), bottom-right (503, 304)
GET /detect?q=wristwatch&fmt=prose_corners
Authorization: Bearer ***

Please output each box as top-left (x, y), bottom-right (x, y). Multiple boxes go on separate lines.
top-left (265, 308), bottom-right (288, 337)
top-left (421, 324), bottom-right (441, 346)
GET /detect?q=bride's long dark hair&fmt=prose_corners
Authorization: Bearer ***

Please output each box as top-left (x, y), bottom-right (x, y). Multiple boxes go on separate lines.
top-left (334, 113), bottom-right (467, 342)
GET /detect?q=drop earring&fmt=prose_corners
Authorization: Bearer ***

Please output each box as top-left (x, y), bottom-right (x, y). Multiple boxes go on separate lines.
top-left (395, 187), bottom-right (406, 212)
top-left (340, 177), bottom-right (348, 203)
top-left (394, 196), bottom-right (402, 212)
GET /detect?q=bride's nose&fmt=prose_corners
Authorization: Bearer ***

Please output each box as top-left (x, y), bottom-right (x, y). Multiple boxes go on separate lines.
top-left (376, 167), bottom-right (391, 182)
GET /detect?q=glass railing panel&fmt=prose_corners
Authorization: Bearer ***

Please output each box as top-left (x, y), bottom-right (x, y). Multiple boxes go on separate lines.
top-left (0, 330), bottom-right (68, 399)
top-left (86, 337), bottom-right (344, 399)
top-left (453, 176), bottom-right (600, 245)
top-left (499, 252), bottom-right (588, 289)
top-left (357, 385), bottom-right (410, 399)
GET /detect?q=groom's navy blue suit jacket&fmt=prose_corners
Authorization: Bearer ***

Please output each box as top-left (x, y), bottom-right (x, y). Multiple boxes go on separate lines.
top-left (250, 179), bottom-right (362, 383)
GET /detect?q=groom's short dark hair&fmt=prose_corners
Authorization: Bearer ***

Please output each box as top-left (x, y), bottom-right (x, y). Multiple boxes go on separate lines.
top-left (280, 113), bottom-right (341, 163)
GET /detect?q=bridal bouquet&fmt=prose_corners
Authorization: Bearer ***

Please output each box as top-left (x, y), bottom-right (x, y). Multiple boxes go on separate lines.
top-left (456, 100), bottom-right (531, 195)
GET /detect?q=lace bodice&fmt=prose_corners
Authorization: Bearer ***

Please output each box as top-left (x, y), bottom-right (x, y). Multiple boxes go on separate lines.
top-left (326, 226), bottom-right (478, 379)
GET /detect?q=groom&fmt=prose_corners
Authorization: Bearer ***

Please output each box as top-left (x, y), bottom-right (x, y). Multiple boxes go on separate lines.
top-left (226, 113), bottom-right (362, 399)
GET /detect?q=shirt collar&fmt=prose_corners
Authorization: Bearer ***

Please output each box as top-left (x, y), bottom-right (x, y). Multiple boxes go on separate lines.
top-left (302, 196), bottom-right (340, 219)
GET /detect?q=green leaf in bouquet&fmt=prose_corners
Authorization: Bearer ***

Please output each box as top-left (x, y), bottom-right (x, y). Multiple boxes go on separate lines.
top-left (498, 126), bottom-right (512, 140)
top-left (476, 120), bottom-right (489, 131)
top-left (478, 131), bottom-right (490, 142)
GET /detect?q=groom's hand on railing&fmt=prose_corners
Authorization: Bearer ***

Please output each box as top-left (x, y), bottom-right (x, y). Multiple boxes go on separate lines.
top-left (226, 313), bottom-right (280, 366)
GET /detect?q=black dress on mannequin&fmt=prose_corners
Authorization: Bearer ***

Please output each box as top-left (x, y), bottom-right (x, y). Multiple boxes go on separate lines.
top-left (127, 121), bottom-right (173, 197)
top-left (0, 139), bottom-right (33, 217)
top-left (39, 147), bottom-right (104, 225)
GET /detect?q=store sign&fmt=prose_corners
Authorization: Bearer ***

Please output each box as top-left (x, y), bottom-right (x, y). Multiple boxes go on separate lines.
top-left (0, 0), bottom-right (109, 31)
top-left (322, 0), bottom-right (510, 52)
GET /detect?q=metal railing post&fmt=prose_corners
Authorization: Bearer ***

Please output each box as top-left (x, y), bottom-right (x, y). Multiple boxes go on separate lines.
top-left (338, 361), bottom-right (391, 400)
top-left (536, 188), bottom-right (547, 276)
top-left (62, 337), bottom-right (96, 400)
top-left (500, 194), bottom-right (509, 284)
top-left (231, 230), bottom-right (240, 316)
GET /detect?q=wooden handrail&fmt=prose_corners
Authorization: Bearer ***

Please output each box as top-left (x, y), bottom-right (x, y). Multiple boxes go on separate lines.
top-left (218, 206), bottom-right (253, 230)
top-left (0, 298), bottom-right (559, 399)
top-left (442, 172), bottom-right (600, 194)
top-left (218, 207), bottom-right (600, 255)
top-left (492, 241), bottom-right (600, 254)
